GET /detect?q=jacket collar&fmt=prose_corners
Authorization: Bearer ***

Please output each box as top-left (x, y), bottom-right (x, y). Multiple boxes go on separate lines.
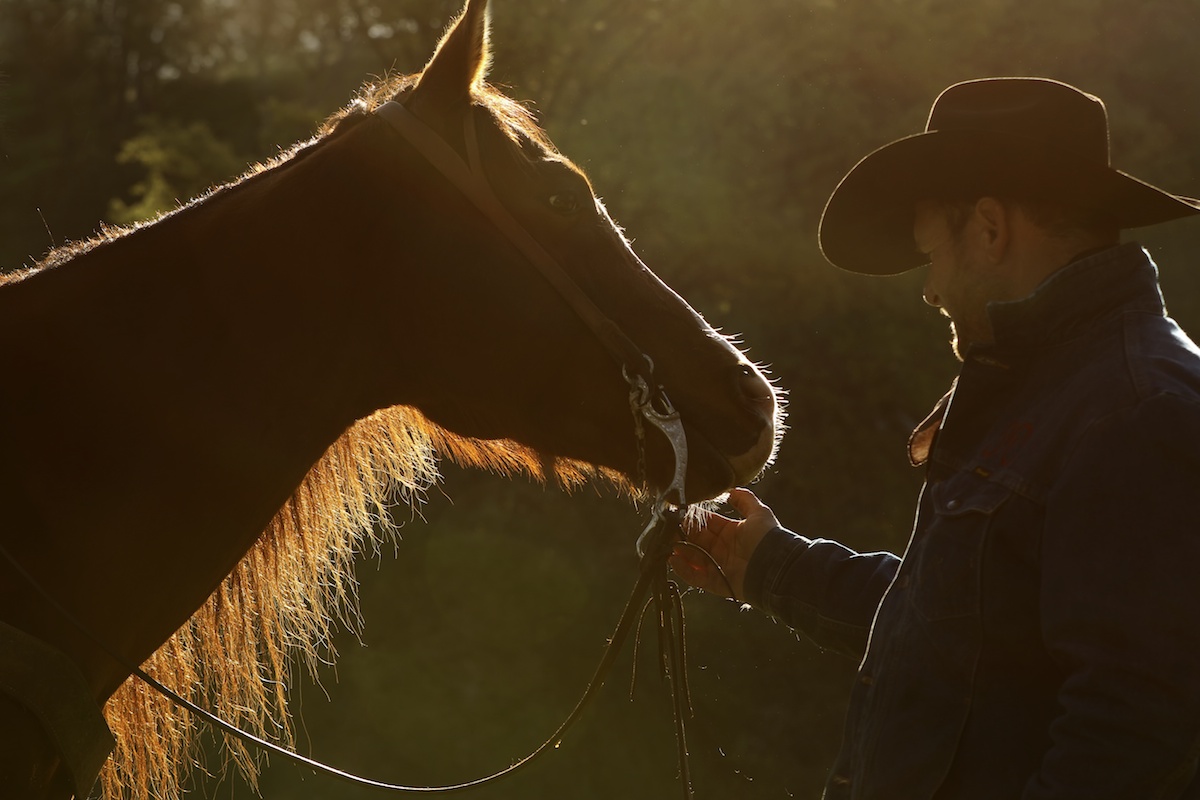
top-left (908, 241), bottom-right (1164, 466)
top-left (985, 241), bottom-right (1164, 351)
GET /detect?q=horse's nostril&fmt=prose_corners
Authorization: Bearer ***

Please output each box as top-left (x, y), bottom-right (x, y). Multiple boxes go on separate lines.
top-left (733, 363), bottom-right (775, 417)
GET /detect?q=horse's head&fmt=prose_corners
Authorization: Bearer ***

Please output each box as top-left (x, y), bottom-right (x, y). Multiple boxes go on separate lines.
top-left (351, 0), bottom-right (780, 502)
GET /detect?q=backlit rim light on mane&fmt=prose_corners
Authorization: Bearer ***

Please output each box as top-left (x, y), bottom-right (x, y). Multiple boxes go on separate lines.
top-left (100, 402), bottom-right (632, 800)
top-left (90, 77), bottom-right (641, 800)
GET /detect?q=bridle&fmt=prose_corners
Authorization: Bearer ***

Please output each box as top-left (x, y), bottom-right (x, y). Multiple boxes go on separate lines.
top-left (378, 96), bottom-right (700, 574)
top-left (0, 96), bottom-right (713, 799)
top-left (374, 99), bottom-right (693, 513)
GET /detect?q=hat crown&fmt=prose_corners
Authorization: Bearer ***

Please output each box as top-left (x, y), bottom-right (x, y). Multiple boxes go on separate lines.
top-left (927, 78), bottom-right (1111, 167)
top-left (819, 76), bottom-right (1200, 276)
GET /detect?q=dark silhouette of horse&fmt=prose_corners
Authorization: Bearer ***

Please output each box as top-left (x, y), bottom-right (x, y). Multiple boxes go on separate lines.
top-left (0, 2), bottom-right (780, 797)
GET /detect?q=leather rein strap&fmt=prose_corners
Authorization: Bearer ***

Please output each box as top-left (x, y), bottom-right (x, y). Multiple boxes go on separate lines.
top-left (0, 513), bottom-right (685, 795)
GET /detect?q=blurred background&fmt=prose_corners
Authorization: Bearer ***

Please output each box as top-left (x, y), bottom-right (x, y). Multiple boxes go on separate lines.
top-left (3, 0), bottom-right (1199, 797)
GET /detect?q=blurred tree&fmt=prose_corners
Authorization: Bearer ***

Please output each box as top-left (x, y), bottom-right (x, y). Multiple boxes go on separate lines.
top-left (0, 0), bottom-right (177, 264)
top-left (106, 116), bottom-right (244, 223)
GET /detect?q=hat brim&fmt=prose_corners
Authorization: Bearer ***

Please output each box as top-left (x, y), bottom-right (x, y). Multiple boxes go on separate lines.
top-left (818, 129), bottom-right (1200, 276)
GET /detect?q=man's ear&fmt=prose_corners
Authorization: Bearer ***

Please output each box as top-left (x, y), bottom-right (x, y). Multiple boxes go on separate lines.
top-left (407, 0), bottom-right (491, 119)
top-left (974, 196), bottom-right (1011, 264)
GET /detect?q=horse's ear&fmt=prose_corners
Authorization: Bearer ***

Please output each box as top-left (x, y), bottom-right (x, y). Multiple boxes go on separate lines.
top-left (408, 0), bottom-right (491, 116)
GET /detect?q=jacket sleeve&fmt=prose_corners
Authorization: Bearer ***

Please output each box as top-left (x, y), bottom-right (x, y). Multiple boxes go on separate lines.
top-left (1027, 392), bottom-right (1200, 799)
top-left (742, 527), bottom-right (899, 659)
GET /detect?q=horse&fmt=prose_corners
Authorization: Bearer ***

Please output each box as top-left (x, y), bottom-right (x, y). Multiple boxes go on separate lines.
top-left (0, 2), bottom-right (780, 797)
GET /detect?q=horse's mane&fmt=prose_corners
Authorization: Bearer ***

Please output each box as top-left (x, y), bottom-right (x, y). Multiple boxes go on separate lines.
top-left (25, 75), bottom-right (630, 800)
top-left (104, 407), bottom-right (622, 800)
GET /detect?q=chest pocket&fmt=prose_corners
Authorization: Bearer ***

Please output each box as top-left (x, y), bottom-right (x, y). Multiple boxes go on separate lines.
top-left (910, 476), bottom-right (1012, 622)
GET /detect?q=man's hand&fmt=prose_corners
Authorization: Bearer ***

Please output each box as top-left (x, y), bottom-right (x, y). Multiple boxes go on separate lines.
top-left (669, 488), bottom-right (780, 602)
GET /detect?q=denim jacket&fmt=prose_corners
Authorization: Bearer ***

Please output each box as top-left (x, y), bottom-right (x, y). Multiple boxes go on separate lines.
top-left (745, 243), bottom-right (1200, 799)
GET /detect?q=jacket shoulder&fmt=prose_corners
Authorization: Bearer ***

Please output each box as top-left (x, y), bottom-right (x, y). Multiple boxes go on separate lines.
top-left (1123, 312), bottom-right (1200, 404)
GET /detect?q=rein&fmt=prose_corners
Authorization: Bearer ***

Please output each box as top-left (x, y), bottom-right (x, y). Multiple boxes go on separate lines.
top-left (0, 496), bottom-right (692, 795)
top-left (0, 97), bottom-right (713, 797)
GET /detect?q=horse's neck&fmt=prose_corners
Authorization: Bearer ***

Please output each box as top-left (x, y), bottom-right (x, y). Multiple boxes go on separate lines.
top-left (0, 116), bottom-right (409, 693)
top-left (1, 126), bottom-right (385, 503)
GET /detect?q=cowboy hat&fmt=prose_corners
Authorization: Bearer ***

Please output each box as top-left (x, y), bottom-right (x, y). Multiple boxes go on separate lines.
top-left (818, 77), bottom-right (1200, 275)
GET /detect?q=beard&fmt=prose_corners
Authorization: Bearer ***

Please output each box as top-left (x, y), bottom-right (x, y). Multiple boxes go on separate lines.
top-left (945, 305), bottom-right (991, 361)
top-left (938, 307), bottom-right (970, 362)
top-left (949, 319), bottom-right (967, 362)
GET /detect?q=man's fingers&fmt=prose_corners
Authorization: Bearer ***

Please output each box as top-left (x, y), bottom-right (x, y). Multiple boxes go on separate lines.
top-left (726, 487), bottom-right (766, 518)
top-left (668, 546), bottom-right (713, 583)
top-left (672, 490), bottom-right (774, 602)
top-left (683, 511), bottom-right (732, 546)
top-left (669, 546), bottom-right (732, 598)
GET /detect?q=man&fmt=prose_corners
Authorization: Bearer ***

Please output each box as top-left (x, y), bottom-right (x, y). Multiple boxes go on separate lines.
top-left (672, 77), bottom-right (1200, 798)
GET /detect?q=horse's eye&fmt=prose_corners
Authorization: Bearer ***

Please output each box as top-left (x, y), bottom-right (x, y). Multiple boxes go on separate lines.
top-left (547, 192), bottom-right (580, 215)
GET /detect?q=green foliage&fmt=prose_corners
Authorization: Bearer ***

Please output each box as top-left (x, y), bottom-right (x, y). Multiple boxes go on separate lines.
top-left (107, 117), bottom-right (246, 223)
top-left (3, 0), bottom-right (1199, 797)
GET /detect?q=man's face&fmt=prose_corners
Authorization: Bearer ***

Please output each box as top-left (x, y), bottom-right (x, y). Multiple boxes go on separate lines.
top-left (913, 200), bottom-right (999, 360)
